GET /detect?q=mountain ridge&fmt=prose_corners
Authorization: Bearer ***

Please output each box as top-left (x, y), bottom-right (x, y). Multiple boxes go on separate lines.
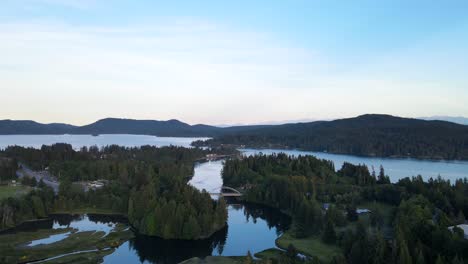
top-left (2, 114), bottom-right (468, 159)
top-left (1, 114), bottom-right (467, 136)
top-left (195, 114), bottom-right (468, 160)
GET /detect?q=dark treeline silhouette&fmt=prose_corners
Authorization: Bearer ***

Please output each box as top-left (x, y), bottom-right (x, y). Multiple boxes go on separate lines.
top-left (0, 157), bottom-right (17, 182)
top-left (0, 144), bottom-right (227, 240)
top-left (223, 153), bottom-right (468, 263)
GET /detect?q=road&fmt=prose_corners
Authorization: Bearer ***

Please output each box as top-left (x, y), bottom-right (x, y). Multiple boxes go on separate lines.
top-left (16, 164), bottom-right (59, 194)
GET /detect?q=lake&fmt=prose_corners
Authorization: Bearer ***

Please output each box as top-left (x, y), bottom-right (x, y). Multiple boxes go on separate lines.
top-left (240, 148), bottom-right (468, 183)
top-left (0, 134), bottom-right (208, 150)
top-left (0, 134), bottom-right (467, 182)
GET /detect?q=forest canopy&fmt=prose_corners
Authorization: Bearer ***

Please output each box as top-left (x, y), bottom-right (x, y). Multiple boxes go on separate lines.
top-left (0, 144), bottom-right (227, 240)
top-left (222, 153), bottom-right (468, 263)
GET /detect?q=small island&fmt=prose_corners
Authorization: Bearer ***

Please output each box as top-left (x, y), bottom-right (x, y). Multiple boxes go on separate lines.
top-left (0, 144), bottom-right (229, 262)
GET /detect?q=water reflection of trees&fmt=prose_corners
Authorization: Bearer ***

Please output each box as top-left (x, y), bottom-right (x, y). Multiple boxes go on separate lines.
top-left (129, 225), bottom-right (228, 264)
top-left (239, 203), bottom-right (291, 235)
top-left (51, 214), bottom-right (83, 226)
top-left (0, 218), bottom-right (54, 234)
top-left (87, 214), bottom-right (128, 224)
top-left (49, 214), bottom-right (127, 226)
top-left (37, 203), bottom-right (290, 264)
top-left (126, 203), bottom-right (290, 263)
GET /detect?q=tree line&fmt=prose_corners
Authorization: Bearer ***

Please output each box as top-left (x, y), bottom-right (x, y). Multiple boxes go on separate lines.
top-left (0, 157), bottom-right (17, 182)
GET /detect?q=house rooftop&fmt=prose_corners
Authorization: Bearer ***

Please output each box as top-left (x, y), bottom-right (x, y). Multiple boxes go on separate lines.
top-left (448, 224), bottom-right (468, 239)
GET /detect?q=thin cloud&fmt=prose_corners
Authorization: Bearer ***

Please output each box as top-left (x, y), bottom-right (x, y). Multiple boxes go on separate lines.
top-left (26, 0), bottom-right (97, 9)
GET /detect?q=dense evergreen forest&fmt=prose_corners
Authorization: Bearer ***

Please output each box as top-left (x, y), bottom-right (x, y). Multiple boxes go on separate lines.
top-left (0, 157), bottom-right (17, 182)
top-left (0, 144), bottom-right (227, 240)
top-left (196, 114), bottom-right (468, 160)
top-left (223, 154), bottom-right (468, 263)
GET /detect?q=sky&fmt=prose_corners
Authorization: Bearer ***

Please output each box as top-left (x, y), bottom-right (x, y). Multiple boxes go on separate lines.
top-left (1, 0), bottom-right (468, 126)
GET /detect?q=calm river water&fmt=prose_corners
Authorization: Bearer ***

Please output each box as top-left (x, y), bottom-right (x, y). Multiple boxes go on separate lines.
top-left (2, 134), bottom-right (468, 263)
top-left (104, 159), bottom-right (290, 263)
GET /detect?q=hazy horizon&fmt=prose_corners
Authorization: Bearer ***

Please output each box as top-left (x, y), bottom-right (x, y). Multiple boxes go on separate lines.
top-left (2, 114), bottom-right (468, 127)
top-left (1, 1), bottom-right (468, 125)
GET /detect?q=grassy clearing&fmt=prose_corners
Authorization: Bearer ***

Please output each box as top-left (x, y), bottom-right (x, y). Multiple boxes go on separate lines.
top-left (40, 248), bottom-right (115, 264)
top-left (276, 231), bottom-right (342, 263)
top-left (180, 256), bottom-right (245, 264)
top-left (0, 223), bottom-right (133, 264)
top-left (0, 227), bottom-right (73, 248)
top-left (254, 248), bottom-right (283, 259)
top-left (0, 185), bottom-right (32, 200)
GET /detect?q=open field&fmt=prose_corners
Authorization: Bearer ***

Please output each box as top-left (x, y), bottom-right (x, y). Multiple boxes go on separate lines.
top-left (254, 248), bottom-right (284, 259)
top-left (0, 185), bottom-right (32, 200)
top-left (39, 249), bottom-right (115, 264)
top-left (179, 256), bottom-right (246, 264)
top-left (276, 231), bottom-right (342, 263)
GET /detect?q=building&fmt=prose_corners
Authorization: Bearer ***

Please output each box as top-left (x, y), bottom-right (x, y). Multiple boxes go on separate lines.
top-left (448, 224), bottom-right (468, 239)
top-left (356, 208), bottom-right (371, 214)
top-left (87, 180), bottom-right (106, 190)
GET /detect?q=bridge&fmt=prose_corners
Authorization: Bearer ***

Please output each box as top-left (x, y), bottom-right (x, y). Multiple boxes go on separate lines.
top-left (209, 186), bottom-right (242, 197)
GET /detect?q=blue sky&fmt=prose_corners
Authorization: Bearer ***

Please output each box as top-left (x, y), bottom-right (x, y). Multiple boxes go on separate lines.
top-left (1, 0), bottom-right (467, 125)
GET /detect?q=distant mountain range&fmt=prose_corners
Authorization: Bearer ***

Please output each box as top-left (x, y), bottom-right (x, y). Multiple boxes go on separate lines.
top-left (0, 118), bottom-right (267, 137)
top-left (419, 116), bottom-right (468, 125)
top-left (0, 120), bottom-right (77, 135)
top-left (1, 115), bottom-right (468, 160)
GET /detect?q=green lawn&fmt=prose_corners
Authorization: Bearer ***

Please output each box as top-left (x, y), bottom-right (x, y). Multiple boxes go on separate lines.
top-left (254, 248), bottom-right (283, 259)
top-left (41, 249), bottom-right (115, 264)
top-left (179, 256), bottom-right (244, 264)
top-left (276, 231), bottom-right (343, 263)
top-left (0, 185), bottom-right (32, 200)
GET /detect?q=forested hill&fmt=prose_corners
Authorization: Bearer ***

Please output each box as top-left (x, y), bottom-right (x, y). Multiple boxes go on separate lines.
top-left (72, 118), bottom-right (219, 137)
top-left (0, 118), bottom-right (220, 137)
top-left (198, 114), bottom-right (468, 160)
top-left (0, 118), bottom-right (266, 137)
top-left (2, 115), bottom-right (468, 160)
top-left (0, 120), bottom-right (77, 135)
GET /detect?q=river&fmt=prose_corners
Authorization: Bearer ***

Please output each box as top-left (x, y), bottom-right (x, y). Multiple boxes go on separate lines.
top-left (1, 134), bottom-right (468, 263)
top-left (104, 159), bottom-right (290, 263)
